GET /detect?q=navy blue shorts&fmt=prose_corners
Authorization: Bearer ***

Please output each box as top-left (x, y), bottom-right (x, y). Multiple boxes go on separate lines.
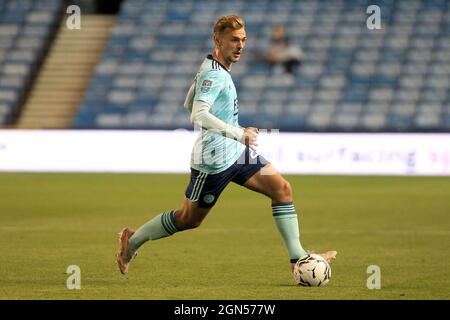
top-left (185, 148), bottom-right (269, 208)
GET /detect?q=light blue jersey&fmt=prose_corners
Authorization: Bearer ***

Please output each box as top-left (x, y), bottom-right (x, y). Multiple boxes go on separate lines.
top-left (184, 54), bottom-right (245, 174)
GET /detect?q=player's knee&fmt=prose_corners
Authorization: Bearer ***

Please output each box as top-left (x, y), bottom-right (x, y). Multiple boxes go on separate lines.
top-left (179, 215), bottom-right (203, 229)
top-left (281, 180), bottom-right (293, 199)
top-left (175, 208), bottom-right (189, 229)
top-left (175, 207), bottom-right (203, 230)
top-left (185, 218), bottom-right (203, 229)
top-left (272, 180), bottom-right (292, 202)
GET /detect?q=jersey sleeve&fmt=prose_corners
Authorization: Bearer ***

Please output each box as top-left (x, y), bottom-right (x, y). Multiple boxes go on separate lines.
top-left (194, 69), bottom-right (225, 106)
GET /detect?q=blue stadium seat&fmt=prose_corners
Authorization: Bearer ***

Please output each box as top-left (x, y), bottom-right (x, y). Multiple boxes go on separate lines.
top-left (72, 0), bottom-right (450, 132)
top-left (0, 0), bottom-right (62, 127)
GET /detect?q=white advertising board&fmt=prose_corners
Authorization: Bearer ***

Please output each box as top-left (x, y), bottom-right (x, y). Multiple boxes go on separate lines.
top-left (0, 130), bottom-right (449, 175)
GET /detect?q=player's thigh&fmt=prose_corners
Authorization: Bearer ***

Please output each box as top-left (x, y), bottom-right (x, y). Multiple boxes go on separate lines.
top-left (243, 163), bottom-right (291, 200)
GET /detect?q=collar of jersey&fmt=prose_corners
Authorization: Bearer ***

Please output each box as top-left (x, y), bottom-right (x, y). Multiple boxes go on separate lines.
top-left (207, 54), bottom-right (231, 73)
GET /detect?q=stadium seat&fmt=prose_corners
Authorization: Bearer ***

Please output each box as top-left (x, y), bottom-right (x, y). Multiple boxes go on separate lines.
top-left (0, 0), bottom-right (63, 126)
top-left (71, 0), bottom-right (450, 132)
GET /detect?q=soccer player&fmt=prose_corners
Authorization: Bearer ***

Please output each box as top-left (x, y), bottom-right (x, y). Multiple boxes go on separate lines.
top-left (117, 15), bottom-right (336, 279)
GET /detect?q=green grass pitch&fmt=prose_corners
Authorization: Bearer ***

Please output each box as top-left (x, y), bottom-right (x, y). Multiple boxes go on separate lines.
top-left (0, 173), bottom-right (449, 300)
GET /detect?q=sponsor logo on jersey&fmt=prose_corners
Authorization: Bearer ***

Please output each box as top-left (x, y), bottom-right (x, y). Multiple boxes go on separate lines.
top-left (201, 80), bottom-right (212, 93)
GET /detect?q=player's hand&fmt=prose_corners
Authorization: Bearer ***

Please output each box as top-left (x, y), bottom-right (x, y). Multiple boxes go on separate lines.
top-left (242, 127), bottom-right (259, 151)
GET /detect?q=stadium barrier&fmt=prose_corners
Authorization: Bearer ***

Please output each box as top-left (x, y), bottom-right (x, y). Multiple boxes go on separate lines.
top-left (0, 130), bottom-right (449, 175)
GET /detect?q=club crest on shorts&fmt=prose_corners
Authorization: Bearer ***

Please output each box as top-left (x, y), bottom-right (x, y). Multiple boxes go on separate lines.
top-left (203, 194), bottom-right (215, 204)
top-left (201, 80), bottom-right (212, 93)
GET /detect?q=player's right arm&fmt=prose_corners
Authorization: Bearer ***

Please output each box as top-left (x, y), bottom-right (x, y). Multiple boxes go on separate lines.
top-left (187, 69), bottom-right (258, 150)
top-left (190, 100), bottom-right (258, 150)
top-left (242, 127), bottom-right (259, 150)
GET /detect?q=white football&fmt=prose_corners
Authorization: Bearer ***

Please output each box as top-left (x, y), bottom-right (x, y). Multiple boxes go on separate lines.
top-left (293, 253), bottom-right (331, 286)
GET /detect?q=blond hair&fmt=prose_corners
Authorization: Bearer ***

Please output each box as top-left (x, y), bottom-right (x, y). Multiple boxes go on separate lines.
top-left (213, 15), bottom-right (245, 34)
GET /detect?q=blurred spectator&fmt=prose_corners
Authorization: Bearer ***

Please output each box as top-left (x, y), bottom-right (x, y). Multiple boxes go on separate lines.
top-left (265, 25), bottom-right (303, 75)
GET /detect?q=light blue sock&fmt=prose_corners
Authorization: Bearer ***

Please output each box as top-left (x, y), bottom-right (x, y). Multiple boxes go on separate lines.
top-left (272, 202), bottom-right (307, 262)
top-left (128, 210), bottom-right (181, 252)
